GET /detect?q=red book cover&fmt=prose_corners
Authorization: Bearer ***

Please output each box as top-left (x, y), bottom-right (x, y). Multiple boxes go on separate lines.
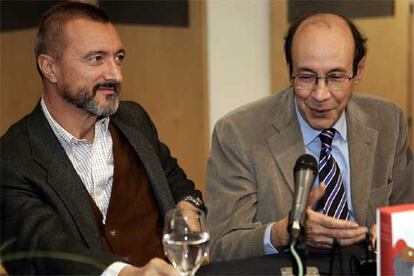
top-left (377, 204), bottom-right (414, 276)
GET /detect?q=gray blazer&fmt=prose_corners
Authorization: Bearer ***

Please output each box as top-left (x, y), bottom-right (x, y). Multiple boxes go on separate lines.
top-left (0, 101), bottom-right (201, 274)
top-left (206, 88), bottom-right (413, 261)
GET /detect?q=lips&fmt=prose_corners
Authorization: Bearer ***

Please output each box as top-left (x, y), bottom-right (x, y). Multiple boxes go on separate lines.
top-left (97, 86), bottom-right (116, 93)
top-left (97, 83), bottom-right (117, 91)
top-left (313, 108), bottom-right (330, 113)
top-left (309, 107), bottom-right (333, 116)
top-left (93, 81), bottom-right (121, 95)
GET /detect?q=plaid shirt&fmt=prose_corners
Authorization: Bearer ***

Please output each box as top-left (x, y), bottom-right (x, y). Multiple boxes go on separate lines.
top-left (41, 98), bottom-right (113, 223)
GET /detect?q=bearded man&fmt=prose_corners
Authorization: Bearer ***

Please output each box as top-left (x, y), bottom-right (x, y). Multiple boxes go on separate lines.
top-left (0, 2), bottom-right (204, 275)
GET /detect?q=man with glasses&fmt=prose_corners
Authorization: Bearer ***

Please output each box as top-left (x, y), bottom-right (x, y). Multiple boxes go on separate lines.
top-left (206, 13), bottom-right (413, 261)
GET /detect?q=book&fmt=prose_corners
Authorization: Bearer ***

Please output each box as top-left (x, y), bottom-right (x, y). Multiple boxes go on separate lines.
top-left (377, 204), bottom-right (414, 276)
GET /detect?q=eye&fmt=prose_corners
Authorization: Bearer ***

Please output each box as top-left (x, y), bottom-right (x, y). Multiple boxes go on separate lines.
top-left (115, 52), bottom-right (125, 63)
top-left (327, 73), bottom-right (346, 82)
top-left (87, 54), bottom-right (104, 64)
top-left (297, 74), bottom-right (316, 82)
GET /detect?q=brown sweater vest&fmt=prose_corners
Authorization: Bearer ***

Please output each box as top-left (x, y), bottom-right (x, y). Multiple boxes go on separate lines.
top-left (86, 124), bottom-right (165, 266)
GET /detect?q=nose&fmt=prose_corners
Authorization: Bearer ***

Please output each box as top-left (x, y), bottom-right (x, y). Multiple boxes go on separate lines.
top-left (104, 58), bottom-right (123, 83)
top-left (312, 77), bottom-right (331, 102)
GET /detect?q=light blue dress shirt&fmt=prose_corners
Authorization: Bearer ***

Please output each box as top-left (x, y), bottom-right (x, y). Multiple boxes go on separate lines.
top-left (263, 99), bottom-right (354, 254)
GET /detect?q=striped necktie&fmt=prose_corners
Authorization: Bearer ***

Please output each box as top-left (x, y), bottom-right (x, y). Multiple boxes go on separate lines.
top-left (318, 128), bottom-right (350, 220)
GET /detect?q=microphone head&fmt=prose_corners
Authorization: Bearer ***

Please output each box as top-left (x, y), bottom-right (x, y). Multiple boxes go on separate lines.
top-left (294, 154), bottom-right (317, 176)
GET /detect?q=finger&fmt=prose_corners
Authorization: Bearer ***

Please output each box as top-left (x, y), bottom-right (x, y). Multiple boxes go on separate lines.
top-left (306, 210), bottom-right (367, 240)
top-left (306, 236), bottom-right (334, 249)
top-left (307, 223), bottom-right (367, 240)
top-left (181, 209), bottom-right (201, 232)
top-left (370, 236), bottom-right (377, 251)
top-left (338, 233), bottom-right (367, 246)
top-left (307, 182), bottom-right (326, 208)
top-left (328, 226), bottom-right (368, 239)
top-left (369, 224), bottom-right (377, 251)
top-left (308, 231), bottom-right (366, 249)
top-left (307, 240), bottom-right (332, 249)
top-left (146, 258), bottom-right (180, 276)
top-left (307, 234), bottom-right (333, 246)
top-left (175, 205), bottom-right (202, 232)
top-left (305, 212), bottom-right (336, 248)
top-left (177, 201), bottom-right (198, 211)
top-left (310, 211), bottom-right (359, 229)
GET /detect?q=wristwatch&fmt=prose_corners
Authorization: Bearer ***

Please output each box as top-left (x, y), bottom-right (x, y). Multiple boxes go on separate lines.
top-left (181, 195), bottom-right (206, 212)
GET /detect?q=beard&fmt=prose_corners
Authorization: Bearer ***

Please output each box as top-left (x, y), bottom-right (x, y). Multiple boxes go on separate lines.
top-left (61, 81), bottom-right (121, 117)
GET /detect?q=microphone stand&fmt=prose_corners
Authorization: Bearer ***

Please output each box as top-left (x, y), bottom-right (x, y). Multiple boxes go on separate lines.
top-left (329, 239), bottom-right (343, 275)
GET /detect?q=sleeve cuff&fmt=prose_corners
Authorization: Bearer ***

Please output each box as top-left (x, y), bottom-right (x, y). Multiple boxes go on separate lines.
top-left (180, 195), bottom-right (206, 212)
top-left (263, 223), bottom-right (279, 255)
top-left (101, 262), bottom-right (131, 276)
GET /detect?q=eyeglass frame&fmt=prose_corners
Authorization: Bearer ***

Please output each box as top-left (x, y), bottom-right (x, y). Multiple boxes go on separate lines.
top-left (291, 72), bottom-right (354, 92)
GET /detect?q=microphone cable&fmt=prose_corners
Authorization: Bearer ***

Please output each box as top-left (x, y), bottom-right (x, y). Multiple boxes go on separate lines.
top-left (290, 240), bottom-right (304, 276)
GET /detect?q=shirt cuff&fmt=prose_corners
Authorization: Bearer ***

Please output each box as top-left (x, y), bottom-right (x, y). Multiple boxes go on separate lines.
top-left (101, 262), bottom-right (131, 276)
top-left (263, 223), bottom-right (279, 255)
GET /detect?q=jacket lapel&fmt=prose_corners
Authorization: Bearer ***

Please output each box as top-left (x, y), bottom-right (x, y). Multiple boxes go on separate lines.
top-left (346, 99), bottom-right (378, 225)
top-left (27, 103), bottom-right (102, 248)
top-left (267, 90), bottom-right (305, 193)
top-left (110, 117), bottom-right (175, 216)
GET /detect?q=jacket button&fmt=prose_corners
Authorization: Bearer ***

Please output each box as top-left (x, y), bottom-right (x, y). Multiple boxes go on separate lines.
top-left (109, 230), bottom-right (117, 236)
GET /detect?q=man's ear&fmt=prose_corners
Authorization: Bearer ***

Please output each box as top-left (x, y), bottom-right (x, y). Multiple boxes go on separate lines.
top-left (37, 54), bottom-right (59, 83)
top-left (353, 56), bottom-right (366, 84)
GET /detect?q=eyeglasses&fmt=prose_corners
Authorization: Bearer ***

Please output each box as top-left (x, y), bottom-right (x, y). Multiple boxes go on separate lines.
top-left (292, 73), bottom-right (354, 92)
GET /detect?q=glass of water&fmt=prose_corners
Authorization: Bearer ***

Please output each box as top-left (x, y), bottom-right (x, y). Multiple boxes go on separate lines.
top-left (162, 207), bottom-right (209, 276)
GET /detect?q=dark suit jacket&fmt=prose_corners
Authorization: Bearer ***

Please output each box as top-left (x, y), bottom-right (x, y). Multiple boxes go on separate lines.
top-left (206, 88), bottom-right (414, 261)
top-left (0, 101), bottom-right (201, 274)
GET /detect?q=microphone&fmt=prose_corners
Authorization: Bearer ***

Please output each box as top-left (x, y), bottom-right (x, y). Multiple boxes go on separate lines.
top-left (289, 154), bottom-right (318, 243)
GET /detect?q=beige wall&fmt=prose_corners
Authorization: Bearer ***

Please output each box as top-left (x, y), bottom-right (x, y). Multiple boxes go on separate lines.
top-left (119, 1), bottom-right (208, 192)
top-left (0, 1), bottom-right (208, 192)
top-left (206, 0), bottom-right (272, 134)
top-left (0, 28), bottom-right (41, 131)
top-left (271, 0), bottom-right (413, 147)
top-left (271, 0), bottom-right (290, 93)
top-left (355, 1), bottom-right (410, 116)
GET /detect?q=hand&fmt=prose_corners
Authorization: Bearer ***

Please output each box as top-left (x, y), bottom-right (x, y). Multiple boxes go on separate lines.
top-left (305, 209), bottom-right (368, 248)
top-left (270, 216), bottom-right (290, 251)
top-left (369, 223), bottom-right (377, 251)
top-left (176, 201), bottom-right (202, 232)
top-left (176, 200), bottom-right (199, 211)
top-left (304, 183), bottom-right (368, 248)
top-left (119, 258), bottom-right (179, 276)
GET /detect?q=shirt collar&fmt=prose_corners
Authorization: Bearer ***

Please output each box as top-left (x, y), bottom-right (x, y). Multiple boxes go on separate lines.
top-left (294, 98), bottom-right (348, 146)
top-left (40, 97), bottom-right (110, 145)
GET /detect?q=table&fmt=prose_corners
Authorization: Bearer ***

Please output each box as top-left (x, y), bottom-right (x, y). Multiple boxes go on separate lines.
top-left (197, 244), bottom-right (375, 275)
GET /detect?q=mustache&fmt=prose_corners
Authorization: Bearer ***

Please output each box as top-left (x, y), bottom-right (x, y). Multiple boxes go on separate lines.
top-left (93, 81), bottom-right (121, 94)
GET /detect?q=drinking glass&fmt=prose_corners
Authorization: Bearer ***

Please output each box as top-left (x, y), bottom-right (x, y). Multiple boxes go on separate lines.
top-left (162, 208), bottom-right (209, 276)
